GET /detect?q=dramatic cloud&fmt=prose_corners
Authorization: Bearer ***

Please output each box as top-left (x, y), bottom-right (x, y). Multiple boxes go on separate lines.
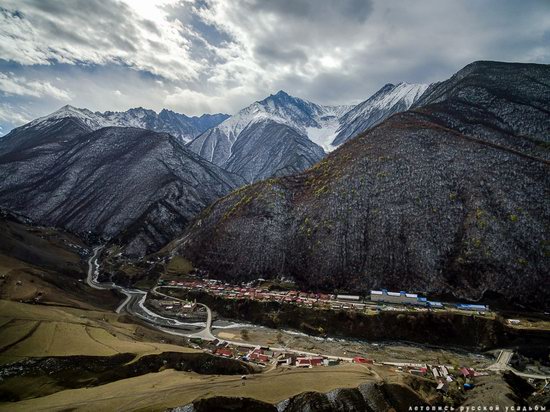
top-left (0, 0), bottom-right (200, 81)
top-left (0, 0), bottom-right (548, 131)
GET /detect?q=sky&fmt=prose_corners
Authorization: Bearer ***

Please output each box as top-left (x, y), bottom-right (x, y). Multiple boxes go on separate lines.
top-left (0, 0), bottom-right (549, 135)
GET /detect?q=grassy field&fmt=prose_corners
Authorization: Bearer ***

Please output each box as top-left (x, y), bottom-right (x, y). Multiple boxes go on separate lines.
top-left (1, 363), bottom-right (383, 411)
top-left (0, 217), bottom-right (119, 310)
top-left (0, 300), bottom-right (197, 365)
top-left (165, 256), bottom-right (193, 276)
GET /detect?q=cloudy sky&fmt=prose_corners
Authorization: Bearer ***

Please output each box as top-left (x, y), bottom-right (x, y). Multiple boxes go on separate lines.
top-left (0, 0), bottom-right (549, 134)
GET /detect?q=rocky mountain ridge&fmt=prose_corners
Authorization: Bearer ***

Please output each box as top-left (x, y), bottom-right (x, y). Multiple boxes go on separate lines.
top-left (15, 104), bottom-right (229, 143)
top-left (187, 85), bottom-right (428, 183)
top-left (332, 82), bottom-right (429, 146)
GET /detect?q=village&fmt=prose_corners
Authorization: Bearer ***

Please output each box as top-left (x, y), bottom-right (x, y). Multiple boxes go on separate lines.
top-left (155, 274), bottom-right (491, 316)
top-left (196, 337), bottom-right (488, 394)
top-left (143, 273), bottom-right (511, 394)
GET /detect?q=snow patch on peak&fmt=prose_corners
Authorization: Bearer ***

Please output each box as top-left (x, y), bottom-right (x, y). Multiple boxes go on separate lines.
top-left (21, 105), bottom-right (229, 143)
top-left (28, 105), bottom-right (109, 130)
top-left (383, 82), bottom-right (429, 107)
top-left (212, 92), bottom-right (355, 150)
top-left (331, 82), bottom-right (430, 147)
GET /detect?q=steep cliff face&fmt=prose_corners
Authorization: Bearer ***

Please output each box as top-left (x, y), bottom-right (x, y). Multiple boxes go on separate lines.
top-left (175, 61), bottom-right (550, 309)
top-left (0, 126), bottom-right (245, 256)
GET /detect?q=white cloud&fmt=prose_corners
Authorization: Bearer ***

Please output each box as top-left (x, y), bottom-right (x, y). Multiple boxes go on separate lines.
top-left (0, 0), bottom-right (201, 81)
top-left (0, 0), bottom-right (548, 125)
top-left (0, 102), bottom-right (33, 125)
top-left (0, 72), bottom-right (71, 100)
top-left (164, 85), bottom-right (259, 115)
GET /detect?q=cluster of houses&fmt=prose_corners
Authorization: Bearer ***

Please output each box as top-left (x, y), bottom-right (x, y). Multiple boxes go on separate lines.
top-left (147, 298), bottom-right (201, 319)
top-left (206, 340), bottom-right (342, 368)
top-left (158, 278), bottom-right (490, 314)
top-left (380, 362), bottom-right (487, 392)
top-left (203, 338), bottom-right (485, 393)
top-left (159, 278), bottom-right (341, 308)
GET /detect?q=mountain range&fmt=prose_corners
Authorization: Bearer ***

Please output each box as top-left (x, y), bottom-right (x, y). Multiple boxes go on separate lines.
top-left (0, 117), bottom-right (244, 256)
top-left (12, 105), bottom-right (229, 144)
top-left (174, 61), bottom-right (550, 310)
top-left (187, 86), bottom-right (428, 182)
top-left (0, 77), bottom-right (428, 255)
top-left (186, 90), bottom-right (351, 182)
top-left (0, 60), bottom-right (547, 309)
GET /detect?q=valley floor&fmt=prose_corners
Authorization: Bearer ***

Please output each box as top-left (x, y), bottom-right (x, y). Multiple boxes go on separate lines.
top-left (0, 218), bottom-right (548, 410)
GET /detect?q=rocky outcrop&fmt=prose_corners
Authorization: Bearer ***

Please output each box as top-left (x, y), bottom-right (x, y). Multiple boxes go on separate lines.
top-left (0, 124), bottom-right (245, 256)
top-left (175, 61), bottom-right (550, 309)
top-left (176, 397), bottom-right (277, 412)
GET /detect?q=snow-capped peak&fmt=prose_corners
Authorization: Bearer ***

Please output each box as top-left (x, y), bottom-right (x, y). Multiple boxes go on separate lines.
top-left (28, 105), bottom-right (110, 130)
top-left (22, 105), bottom-right (229, 143)
top-left (330, 82), bottom-right (430, 147)
top-left (371, 82), bottom-right (429, 109)
top-left (215, 91), bottom-right (354, 145)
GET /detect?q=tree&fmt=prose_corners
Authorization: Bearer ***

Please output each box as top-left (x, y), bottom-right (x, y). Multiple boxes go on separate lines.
top-left (240, 329), bottom-right (249, 341)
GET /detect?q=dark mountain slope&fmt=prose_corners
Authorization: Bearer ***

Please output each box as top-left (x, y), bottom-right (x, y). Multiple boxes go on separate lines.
top-left (174, 61), bottom-right (550, 310)
top-left (413, 61), bottom-right (550, 160)
top-left (0, 127), bottom-right (245, 256)
top-left (0, 117), bottom-right (91, 158)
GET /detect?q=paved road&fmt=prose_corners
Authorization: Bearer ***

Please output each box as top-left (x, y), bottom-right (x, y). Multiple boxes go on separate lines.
top-left (152, 286), bottom-right (215, 340)
top-left (86, 247), bottom-right (205, 335)
top-left (89, 250), bottom-right (550, 373)
top-left (486, 349), bottom-right (550, 380)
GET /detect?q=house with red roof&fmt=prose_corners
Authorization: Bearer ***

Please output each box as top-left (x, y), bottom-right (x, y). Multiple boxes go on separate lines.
top-left (353, 357), bottom-right (373, 364)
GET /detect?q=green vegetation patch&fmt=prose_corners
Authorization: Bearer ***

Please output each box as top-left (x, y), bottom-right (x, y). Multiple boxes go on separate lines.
top-left (166, 256), bottom-right (193, 276)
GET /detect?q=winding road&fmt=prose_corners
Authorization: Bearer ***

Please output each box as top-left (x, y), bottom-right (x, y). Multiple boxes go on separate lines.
top-left (86, 247), bottom-right (550, 377)
top-left (86, 246), bottom-right (207, 336)
top-left (152, 286), bottom-right (215, 340)
top-left (86, 250), bottom-right (354, 360)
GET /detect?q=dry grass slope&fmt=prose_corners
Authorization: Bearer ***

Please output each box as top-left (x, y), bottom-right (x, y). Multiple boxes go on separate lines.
top-left (0, 300), bottom-right (197, 365)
